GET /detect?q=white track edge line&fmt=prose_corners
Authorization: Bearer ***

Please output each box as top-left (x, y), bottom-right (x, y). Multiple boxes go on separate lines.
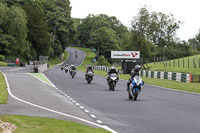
top-left (2, 71), bottom-right (117, 133)
top-left (27, 73), bottom-right (55, 88)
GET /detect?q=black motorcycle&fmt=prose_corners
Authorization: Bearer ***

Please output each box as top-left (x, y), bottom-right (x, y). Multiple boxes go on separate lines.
top-left (61, 65), bottom-right (64, 71)
top-left (70, 70), bottom-right (76, 78)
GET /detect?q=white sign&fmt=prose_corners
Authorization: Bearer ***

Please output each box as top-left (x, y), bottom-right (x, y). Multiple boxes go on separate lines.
top-left (111, 51), bottom-right (140, 59)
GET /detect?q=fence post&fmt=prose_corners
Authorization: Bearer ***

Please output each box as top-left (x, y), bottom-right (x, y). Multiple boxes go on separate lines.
top-left (193, 57), bottom-right (195, 68)
top-left (183, 58), bottom-right (184, 68)
top-left (178, 59), bottom-right (179, 68)
top-left (188, 58), bottom-right (189, 68)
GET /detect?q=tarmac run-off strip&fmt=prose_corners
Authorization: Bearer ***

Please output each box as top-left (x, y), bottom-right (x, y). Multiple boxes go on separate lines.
top-left (2, 71), bottom-right (118, 133)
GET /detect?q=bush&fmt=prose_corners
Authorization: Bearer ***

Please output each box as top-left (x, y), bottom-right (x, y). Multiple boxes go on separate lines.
top-left (0, 55), bottom-right (5, 61)
top-left (97, 56), bottom-right (111, 66)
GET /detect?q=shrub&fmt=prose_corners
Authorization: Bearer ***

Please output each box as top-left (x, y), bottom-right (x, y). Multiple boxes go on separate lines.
top-left (97, 56), bottom-right (111, 66)
top-left (0, 55), bottom-right (5, 61)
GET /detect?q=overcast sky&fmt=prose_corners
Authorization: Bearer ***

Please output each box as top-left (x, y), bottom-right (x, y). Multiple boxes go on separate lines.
top-left (70, 0), bottom-right (200, 41)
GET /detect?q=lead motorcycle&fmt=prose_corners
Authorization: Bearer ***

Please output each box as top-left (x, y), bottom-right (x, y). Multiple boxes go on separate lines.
top-left (107, 73), bottom-right (118, 91)
top-left (86, 71), bottom-right (94, 84)
top-left (128, 76), bottom-right (144, 100)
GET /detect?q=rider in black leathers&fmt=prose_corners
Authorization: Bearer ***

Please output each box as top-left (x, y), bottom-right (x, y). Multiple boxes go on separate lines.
top-left (106, 66), bottom-right (119, 82)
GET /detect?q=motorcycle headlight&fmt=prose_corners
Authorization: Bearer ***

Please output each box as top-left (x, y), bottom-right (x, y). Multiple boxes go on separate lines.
top-left (130, 84), bottom-right (133, 88)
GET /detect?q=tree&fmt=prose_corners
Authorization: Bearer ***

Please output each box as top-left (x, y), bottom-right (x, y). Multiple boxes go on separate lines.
top-left (23, 5), bottom-right (51, 58)
top-left (76, 14), bottom-right (128, 49)
top-left (88, 27), bottom-right (120, 56)
top-left (44, 0), bottom-right (73, 54)
top-left (0, 3), bottom-right (31, 59)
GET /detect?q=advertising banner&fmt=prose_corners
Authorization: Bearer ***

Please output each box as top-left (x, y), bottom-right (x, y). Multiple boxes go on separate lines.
top-left (111, 51), bottom-right (140, 59)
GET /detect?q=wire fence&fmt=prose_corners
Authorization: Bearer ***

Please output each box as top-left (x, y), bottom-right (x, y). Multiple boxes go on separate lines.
top-left (146, 56), bottom-right (200, 68)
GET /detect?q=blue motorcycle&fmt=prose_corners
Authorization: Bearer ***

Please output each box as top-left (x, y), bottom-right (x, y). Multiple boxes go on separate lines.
top-left (128, 76), bottom-right (144, 100)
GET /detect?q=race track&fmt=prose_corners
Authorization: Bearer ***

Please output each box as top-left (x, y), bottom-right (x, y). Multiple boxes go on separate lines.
top-left (45, 48), bottom-right (200, 133)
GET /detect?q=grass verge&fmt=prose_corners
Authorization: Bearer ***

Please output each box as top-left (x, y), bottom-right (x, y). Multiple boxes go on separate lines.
top-left (0, 115), bottom-right (110, 133)
top-left (0, 61), bottom-right (7, 67)
top-left (0, 72), bottom-right (8, 104)
top-left (29, 73), bottom-right (54, 87)
top-left (73, 46), bottom-right (200, 93)
top-left (48, 51), bottom-right (69, 66)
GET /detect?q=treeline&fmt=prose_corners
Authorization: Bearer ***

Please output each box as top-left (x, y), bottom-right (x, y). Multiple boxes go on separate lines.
top-left (0, 0), bottom-right (73, 62)
top-left (74, 6), bottom-right (200, 61)
top-left (1, 2), bottom-right (200, 63)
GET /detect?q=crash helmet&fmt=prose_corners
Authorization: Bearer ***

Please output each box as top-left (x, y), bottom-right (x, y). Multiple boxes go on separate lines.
top-left (135, 65), bottom-right (141, 72)
top-left (110, 66), bottom-right (116, 72)
top-left (88, 65), bottom-right (92, 69)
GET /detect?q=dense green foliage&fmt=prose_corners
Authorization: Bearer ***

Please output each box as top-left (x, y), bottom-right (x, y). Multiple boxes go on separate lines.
top-left (0, 55), bottom-right (5, 61)
top-left (0, 3), bottom-right (31, 59)
top-left (0, 0), bottom-right (73, 61)
top-left (76, 14), bottom-right (128, 55)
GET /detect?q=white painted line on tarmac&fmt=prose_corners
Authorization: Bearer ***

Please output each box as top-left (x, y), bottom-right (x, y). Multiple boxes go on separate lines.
top-left (75, 103), bottom-right (80, 106)
top-left (84, 110), bottom-right (89, 113)
top-left (42, 73), bottom-right (56, 88)
top-left (97, 120), bottom-right (103, 124)
top-left (90, 115), bottom-right (96, 118)
top-left (72, 100), bottom-right (76, 103)
top-left (2, 72), bottom-right (118, 133)
top-left (79, 106), bottom-right (84, 109)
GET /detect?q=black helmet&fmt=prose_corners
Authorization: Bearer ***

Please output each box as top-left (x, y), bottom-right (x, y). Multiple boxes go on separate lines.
top-left (88, 65), bottom-right (92, 69)
top-left (135, 65), bottom-right (141, 72)
top-left (110, 66), bottom-right (116, 70)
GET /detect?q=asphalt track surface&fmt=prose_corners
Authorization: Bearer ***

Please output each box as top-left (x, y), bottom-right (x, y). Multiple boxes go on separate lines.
top-left (45, 48), bottom-right (200, 133)
top-left (0, 67), bottom-right (96, 127)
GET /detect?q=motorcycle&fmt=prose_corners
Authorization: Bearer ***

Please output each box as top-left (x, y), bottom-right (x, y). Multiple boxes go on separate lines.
top-left (70, 69), bottom-right (76, 78)
top-left (61, 65), bottom-right (64, 71)
top-left (86, 71), bottom-right (94, 84)
top-left (128, 76), bottom-right (144, 101)
top-left (107, 73), bottom-right (118, 91)
top-left (64, 66), bottom-right (69, 74)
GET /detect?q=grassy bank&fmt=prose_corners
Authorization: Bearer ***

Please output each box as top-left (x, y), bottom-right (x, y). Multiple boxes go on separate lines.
top-left (48, 51), bottom-right (69, 66)
top-left (0, 61), bottom-right (7, 67)
top-left (0, 115), bottom-right (110, 133)
top-left (73, 46), bottom-right (200, 93)
top-left (0, 72), bottom-right (8, 104)
top-left (147, 54), bottom-right (200, 75)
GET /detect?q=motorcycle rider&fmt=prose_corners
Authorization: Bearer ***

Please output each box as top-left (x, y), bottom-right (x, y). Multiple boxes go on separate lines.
top-left (69, 64), bottom-right (76, 74)
top-left (106, 66), bottom-right (119, 82)
top-left (85, 65), bottom-right (94, 79)
top-left (75, 50), bottom-right (78, 58)
top-left (127, 65), bottom-right (142, 91)
top-left (64, 63), bottom-right (69, 73)
top-left (61, 63), bottom-right (64, 71)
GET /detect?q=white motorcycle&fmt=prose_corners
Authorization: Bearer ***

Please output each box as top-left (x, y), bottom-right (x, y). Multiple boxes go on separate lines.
top-left (107, 73), bottom-right (118, 91)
